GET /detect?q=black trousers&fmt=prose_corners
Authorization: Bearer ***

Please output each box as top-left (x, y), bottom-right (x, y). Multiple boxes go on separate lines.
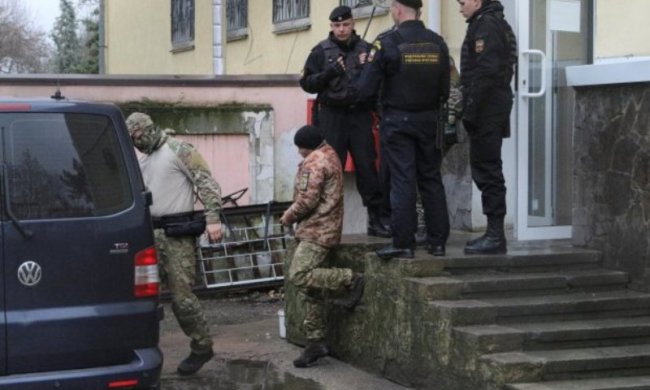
top-left (382, 109), bottom-right (450, 249)
top-left (464, 117), bottom-right (508, 217)
top-left (319, 105), bottom-right (383, 209)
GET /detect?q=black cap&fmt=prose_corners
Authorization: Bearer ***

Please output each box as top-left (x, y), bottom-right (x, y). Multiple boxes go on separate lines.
top-left (395, 0), bottom-right (423, 8)
top-left (329, 5), bottom-right (352, 22)
top-left (294, 125), bottom-right (324, 150)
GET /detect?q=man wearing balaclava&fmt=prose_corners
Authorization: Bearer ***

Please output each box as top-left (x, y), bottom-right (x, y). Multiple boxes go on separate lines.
top-left (126, 112), bottom-right (223, 376)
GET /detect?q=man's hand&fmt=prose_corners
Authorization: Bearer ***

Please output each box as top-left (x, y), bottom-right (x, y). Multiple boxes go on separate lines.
top-left (280, 212), bottom-right (291, 227)
top-left (205, 223), bottom-right (223, 242)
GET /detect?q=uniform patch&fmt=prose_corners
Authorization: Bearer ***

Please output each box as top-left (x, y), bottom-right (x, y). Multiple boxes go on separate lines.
top-left (475, 39), bottom-right (485, 54)
top-left (368, 40), bottom-right (382, 62)
top-left (299, 171), bottom-right (310, 191)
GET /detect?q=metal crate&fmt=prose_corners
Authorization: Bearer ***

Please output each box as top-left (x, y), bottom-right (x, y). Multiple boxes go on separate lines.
top-left (197, 198), bottom-right (292, 289)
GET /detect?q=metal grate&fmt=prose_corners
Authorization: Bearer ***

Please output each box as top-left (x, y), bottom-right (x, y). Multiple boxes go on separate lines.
top-left (273, 0), bottom-right (310, 23)
top-left (226, 0), bottom-right (248, 31)
top-left (197, 198), bottom-right (292, 289)
top-left (340, 0), bottom-right (373, 7)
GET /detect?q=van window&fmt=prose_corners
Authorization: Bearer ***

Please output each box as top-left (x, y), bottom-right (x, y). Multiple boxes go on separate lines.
top-left (1, 113), bottom-right (133, 219)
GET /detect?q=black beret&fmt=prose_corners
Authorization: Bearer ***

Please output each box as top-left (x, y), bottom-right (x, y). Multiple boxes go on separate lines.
top-left (294, 125), bottom-right (324, 150)
top-left (329, 5), bottom-right (352, 22)
top-left (395, 0), bottom-right (423, 8)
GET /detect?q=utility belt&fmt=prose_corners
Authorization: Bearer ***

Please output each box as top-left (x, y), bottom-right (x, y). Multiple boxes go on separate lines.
top-left (152, 210), bottom-right (206, 237)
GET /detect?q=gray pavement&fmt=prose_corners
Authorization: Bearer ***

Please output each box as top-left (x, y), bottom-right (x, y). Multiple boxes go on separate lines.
top-left (159, 291), bottom-right (412, 390)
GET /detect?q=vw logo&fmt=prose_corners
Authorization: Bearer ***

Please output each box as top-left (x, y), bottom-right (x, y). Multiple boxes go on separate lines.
top-left (17, 261), bottom-right (42, 287)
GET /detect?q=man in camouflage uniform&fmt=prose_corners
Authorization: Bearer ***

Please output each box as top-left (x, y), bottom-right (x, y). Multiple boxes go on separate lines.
top-left (280, 125), bottom-right (365, 368)
top-left (126, 112), bottom-right (223, 376)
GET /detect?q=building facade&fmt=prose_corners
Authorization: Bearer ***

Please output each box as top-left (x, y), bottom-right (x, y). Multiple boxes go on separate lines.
top-left (99, 0), bottom-right (650, 243)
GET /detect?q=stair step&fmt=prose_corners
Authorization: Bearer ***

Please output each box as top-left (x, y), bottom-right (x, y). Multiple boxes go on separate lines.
top-left (442, 248), bottom-right (601, 274)
top-left (430, 290), bottom-right (650, 326)
top-left (485, 290), bottom-right (650, 323)
top-left (455, 317), bottom-right (650, 354)
top-left (482, 344), bottom-right (650, 383)
top-left (409, 269), bottom-right (628, 300)
top-left (505, 375), bottom-right (650, 390)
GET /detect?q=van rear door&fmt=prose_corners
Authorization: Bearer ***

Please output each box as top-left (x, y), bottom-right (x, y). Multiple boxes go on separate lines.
top-left (0, 109), bottom-right (159, 374)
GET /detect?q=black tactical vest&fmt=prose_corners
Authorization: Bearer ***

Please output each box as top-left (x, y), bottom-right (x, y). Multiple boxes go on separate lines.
top-left (382, 29), bottom-right (447, 112)
top-left (318, 37), bottom-right (368, 106)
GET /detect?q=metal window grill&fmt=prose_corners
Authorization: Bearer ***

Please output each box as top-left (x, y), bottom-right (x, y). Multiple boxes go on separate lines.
top-left (226, 0), bottom-right (248, 31)
top-left (273, 0), bottom-right (310, 23)
top-left (340, 0), bottom-right (373, 7)
top-left (197, 189), bottom-right (292, 290)
top-left (172, 0), bottom-right (195, 44)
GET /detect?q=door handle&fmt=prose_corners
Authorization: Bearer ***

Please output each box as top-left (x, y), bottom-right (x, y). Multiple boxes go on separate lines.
top-left (520, 49), bottom-right (547, 98)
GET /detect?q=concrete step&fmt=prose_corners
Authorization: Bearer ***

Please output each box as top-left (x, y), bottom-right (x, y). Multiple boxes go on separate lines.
top-left (429, 290), bottom-right (650, 326)
top-left (408, 269), bottom-right (628, 300)
top-left (481, 344), bottom-right (650, 383)
top-left (455, 317), bottom-right (650, 355)
top-left (505, 375), bottom-right (650, 390)
top-left (441, 247), bottom-right (601, 275)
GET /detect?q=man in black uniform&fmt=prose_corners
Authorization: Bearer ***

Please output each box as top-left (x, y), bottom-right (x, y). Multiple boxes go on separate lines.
top-left (299, 5), bottom-right (390, 238)
top-left (353, 0), bottom-right (451, 259)
top-left (458, 0), bottom-right (517, 254)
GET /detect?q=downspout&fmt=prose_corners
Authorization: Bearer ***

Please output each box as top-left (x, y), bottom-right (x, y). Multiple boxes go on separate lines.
top-left (428, 0), bottom-right (442, 33)
top-left (213, 0), bottom-right (224, 75)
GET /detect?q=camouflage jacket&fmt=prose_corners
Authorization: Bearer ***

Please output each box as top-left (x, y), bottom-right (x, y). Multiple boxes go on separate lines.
top-left (283, 143), bottom-right (343, 248)
top-left (139, 136), bottom-right (222, 224)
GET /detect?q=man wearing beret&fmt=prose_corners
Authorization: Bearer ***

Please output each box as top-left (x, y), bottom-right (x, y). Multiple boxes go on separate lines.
top-left (458, 0), bottom-right (516, 255)
top-left (353, 0), bottom-right (451, 260)
top-left (281, 125), bottom-right (365, 368)
top-left (299, 5), bottom-right (390, 239)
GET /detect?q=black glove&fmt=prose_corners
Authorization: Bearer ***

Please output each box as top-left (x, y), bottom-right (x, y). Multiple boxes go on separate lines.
top-left (324, 60), bottom-right (345, 80)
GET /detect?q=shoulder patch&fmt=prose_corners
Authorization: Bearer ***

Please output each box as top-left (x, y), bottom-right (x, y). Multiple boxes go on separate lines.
top-left (368, 40), bottom-right (382, 63)
top-left (475, 39), bottom-right (485, 54)
top-left (299, 171), bottom-right (310, 191)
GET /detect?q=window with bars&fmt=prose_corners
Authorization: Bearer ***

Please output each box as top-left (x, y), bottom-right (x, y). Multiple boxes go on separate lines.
top-left (273, 0), bottom-right (309, 24)
top-left (340, 0), bottom-right (389, 20)
top-left (227, 0), bottom-right (248, 41)
top-left (340, 0), bottom-right (372, 7)
top-left (172, 0), bottom-right (195, 50)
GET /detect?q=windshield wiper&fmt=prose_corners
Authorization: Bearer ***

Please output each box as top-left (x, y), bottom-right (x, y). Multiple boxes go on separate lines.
top-left (2, 164), bottom-right (33, 239)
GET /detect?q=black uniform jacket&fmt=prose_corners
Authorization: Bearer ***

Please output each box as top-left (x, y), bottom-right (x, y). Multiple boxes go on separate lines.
top-left (460, 0), bottom-right (516, 123)
top-left (353, 20), bottom-right (450, 113)
top-left (299, 32), bottom-right (372, 107)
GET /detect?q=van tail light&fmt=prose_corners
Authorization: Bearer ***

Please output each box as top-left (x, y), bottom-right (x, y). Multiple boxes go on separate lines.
top-left (108, 379), bottom-right (139, 388)
top-left (134, 247), bottom-right (159, 298)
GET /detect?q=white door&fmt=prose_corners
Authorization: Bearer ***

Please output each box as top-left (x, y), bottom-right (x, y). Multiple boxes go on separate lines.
top-left (514, 0), bottom-right (590, 240)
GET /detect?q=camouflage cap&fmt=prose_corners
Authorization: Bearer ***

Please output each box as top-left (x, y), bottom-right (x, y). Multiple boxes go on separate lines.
top-left (125, 112), bottom-right (154, 134)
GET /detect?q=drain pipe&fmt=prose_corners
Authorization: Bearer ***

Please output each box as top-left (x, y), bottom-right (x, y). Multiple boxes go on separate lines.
top-left (427, 0), bottom-right (442, 33)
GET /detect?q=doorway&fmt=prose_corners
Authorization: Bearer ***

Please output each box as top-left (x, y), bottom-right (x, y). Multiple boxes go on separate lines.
top-left (512, 0), bottom-right (591, 239)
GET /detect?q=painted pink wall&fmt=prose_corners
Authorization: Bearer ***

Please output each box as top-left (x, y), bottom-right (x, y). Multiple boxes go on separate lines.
top-left (180, 134), bottom-right (251, 206)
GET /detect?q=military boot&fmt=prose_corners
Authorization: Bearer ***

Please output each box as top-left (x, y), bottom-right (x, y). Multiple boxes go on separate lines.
top-left (332, 273), bottom-right (365, 310)
top-left (464, 215), bottom-right (507, 255)
top-left (293, 342), bottom-right (329, 368)
top-left (367, 207), bottom-right (391, 238)
top-left (177, 349), bottom-right (214, 376)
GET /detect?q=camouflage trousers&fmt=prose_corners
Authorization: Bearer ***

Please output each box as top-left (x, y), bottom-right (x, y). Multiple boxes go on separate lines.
top-left (154, 229), bottom-right (213, 354)
top-left (288, 240), bottom-right (353, 342)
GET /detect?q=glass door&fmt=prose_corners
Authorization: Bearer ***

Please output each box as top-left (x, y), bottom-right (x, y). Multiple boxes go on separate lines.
top-left (515, 0), bottom-right (590, 240)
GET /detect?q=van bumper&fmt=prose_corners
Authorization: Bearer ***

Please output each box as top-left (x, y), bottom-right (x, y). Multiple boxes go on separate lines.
top-left (0, 347), bottom-right (162, 389)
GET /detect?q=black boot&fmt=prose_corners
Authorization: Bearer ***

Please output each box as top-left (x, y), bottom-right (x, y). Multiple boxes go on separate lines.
top-left (464, 215), bottom-right (507, 255)
top-left (332, 273), bottom-right (365, 310)
top-left (367, 207), bottom-right (391, 238)
top-left (293, 342), bottom-right (329, 368)
top-left (177, 349), bottom-right (214, 376)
